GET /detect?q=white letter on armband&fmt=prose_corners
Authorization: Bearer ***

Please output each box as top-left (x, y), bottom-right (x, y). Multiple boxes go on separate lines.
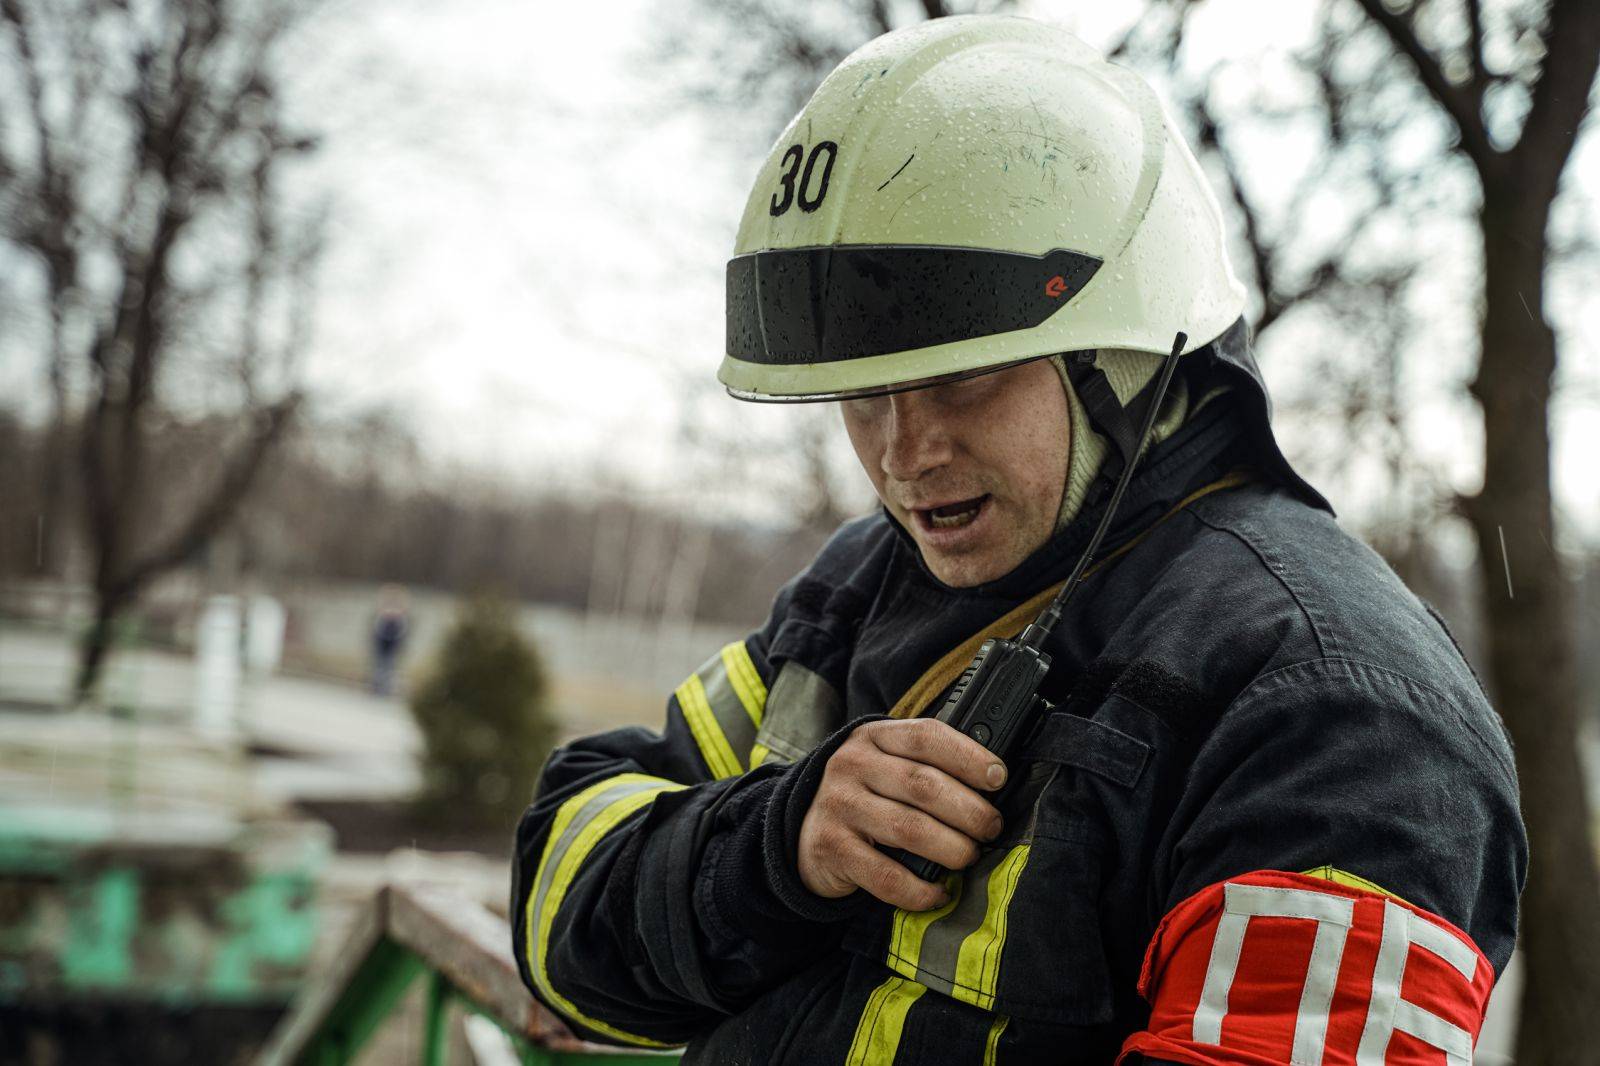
top-left (1193, 882), bottom-right (1355, 1066)
top-left (1356, 900), bottom-right (1478, 1066)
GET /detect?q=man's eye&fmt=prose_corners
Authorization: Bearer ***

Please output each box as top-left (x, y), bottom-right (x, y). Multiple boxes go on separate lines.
top-left (841, 396), bottom-right (886, 419)
top-left (942, 375), bottom-right (991, 398)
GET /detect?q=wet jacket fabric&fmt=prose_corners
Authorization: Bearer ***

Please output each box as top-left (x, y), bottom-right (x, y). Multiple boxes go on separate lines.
top-left (510, 387), bottom-right (1526, 1065)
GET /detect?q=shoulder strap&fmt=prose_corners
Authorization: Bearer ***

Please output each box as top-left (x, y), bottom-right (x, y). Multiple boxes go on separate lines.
top-left (885, 472), bottom-right (1252, 720)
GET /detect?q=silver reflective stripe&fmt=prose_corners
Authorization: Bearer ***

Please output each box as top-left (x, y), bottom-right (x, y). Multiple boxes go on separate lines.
top-left (523, 772), bottom-right (684, 1048)
top-left (697, 651), bottom-right (761, 767)
top-left (754, 661), bottom-right (843, 764)
top-left (891, 764), bottom-right (1054, 1002)
top-left (677, 642), bottom-right (768, 776)
top-left (909, 844), bottom-right (1010, 998)
top-left (529, 776), bottom-right (669, 957)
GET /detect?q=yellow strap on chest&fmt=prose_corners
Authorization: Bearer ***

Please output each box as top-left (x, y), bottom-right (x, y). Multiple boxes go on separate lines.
top-left (887, 472), bottom-right (1250, 721)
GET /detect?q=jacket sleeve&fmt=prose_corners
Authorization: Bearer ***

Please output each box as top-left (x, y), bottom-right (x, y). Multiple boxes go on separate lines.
top-left (1152, 657), bottom-right (1526, 972)
top-left (509, 587), bottom-right (870, 1048)
top-left (1120, 657), bottom-right (1527, 1066)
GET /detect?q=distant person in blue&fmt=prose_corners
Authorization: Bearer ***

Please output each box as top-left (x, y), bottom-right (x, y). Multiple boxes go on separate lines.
top-left (369, 585), bottom-right (410, 697)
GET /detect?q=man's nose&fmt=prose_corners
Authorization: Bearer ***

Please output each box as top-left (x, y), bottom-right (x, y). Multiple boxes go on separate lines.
top-left (881, 392), bottom-right (952, 482)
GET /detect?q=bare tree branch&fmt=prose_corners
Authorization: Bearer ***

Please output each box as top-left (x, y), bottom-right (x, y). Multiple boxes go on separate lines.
top-left (118, 394), bottom-right (301, 596)
top-left (1465, 0), bottom-right (1486, 88)
top-left (1188, 86), bottom-right (1287, 334)
top-left (1350, 0), bottom-right (1496, 171)
top-left (1140, 1), bottom-right (1299, 338)
top-left (866, 0), bottom-right (892, 36)
top-left (0, 0), bottom-right (57, 192)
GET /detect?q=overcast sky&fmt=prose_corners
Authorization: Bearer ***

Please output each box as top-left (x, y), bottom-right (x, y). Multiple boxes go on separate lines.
top-left (278, 0), bottom-right (774, 503)
top-left (4, 0), bottom-right (1595, 535)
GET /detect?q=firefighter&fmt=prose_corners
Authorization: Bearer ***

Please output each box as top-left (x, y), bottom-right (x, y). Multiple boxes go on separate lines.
top-left (512, 16), bottom-right (1525, 1065)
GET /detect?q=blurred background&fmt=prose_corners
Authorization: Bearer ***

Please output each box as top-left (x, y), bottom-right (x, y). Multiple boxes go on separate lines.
top-left (0, 0), bottom-right (1594, 1063)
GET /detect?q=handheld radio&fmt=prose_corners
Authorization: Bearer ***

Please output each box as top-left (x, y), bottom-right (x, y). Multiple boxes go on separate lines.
top-left (893, 332), bottom-right (1187, 882)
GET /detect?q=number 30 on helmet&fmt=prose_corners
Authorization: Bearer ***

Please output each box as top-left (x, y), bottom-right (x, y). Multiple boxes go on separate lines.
top-left (719, 15), bottom-right (1248, 403)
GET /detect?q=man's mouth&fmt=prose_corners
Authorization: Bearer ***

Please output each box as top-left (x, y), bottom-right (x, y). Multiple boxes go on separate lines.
top-left (912, 494), bottom-right (990, 532)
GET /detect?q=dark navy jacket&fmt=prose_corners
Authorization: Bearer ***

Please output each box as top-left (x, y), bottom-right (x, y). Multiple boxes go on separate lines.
top-left (510, 387), bottom-right (1526, 1065)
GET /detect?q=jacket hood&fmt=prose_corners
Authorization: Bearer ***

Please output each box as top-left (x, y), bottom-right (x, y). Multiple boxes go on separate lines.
top-left (1198, 316), bottom-right (1328, 514)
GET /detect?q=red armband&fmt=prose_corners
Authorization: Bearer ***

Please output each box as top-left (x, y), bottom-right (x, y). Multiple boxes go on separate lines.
top-left (1119, 870), bottom-right (1493, 1066)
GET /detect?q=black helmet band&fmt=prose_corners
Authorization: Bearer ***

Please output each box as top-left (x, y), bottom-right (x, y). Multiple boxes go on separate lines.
top-left (725, 244), bottom-right (1102, 365)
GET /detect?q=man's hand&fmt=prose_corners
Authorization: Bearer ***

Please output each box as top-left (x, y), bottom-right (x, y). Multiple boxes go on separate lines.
top-left (798, 718), bottom-right (1007, 911)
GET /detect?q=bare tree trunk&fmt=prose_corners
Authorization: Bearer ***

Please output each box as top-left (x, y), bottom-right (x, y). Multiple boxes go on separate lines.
top-left (75, 412), bottom-right (129, 704)
top-left (73, 589), bottom-right (124, 704)
top-left (1470, 174), bottom-right (1600, 1065)
top-left (39, 316), bottom-right (69, 578)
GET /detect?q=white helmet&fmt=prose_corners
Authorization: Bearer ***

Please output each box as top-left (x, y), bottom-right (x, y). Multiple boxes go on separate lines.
top-left (719, 15), bottom-right (1248, 402)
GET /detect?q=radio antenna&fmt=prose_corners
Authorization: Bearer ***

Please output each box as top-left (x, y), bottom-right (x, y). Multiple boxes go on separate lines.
top-left (1019, 331), bottom-right (1186, 651)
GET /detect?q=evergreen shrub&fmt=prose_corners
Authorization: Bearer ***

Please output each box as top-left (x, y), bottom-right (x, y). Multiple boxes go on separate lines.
top-left (408, 595), bottom-right (558, 830)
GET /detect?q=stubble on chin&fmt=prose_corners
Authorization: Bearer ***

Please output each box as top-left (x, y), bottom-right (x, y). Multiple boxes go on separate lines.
top-left (919, 542), bottom-right (1002, 589)
top-left (917, 512), bottom-right (1046, 589)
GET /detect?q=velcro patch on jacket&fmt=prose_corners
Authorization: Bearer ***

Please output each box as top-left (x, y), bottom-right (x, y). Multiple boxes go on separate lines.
top-left (1119, 870), bottom-right (1493, 1066)
top-left (752, 660), bottom-right (843, 765)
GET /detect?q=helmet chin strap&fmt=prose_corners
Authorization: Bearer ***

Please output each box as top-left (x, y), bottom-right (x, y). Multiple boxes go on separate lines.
top-left (1020, 333), bottom-right (1185, 650)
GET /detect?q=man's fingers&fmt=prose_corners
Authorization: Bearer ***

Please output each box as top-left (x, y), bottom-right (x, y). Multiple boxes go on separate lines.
top-left (866, 757), bottom-right (1003, 843)
top-left (847, 792), bottom-right (982, 872)
top-left (799, 720), bottom-right (1009, 910)
top-left (865, 718), bottom-right (1008, 792)
top-left (839, 838), bottom-right (950, 911)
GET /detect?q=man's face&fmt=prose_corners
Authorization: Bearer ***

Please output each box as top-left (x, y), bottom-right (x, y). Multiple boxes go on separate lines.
top-left (840, 358), bottom-right (1070, 588)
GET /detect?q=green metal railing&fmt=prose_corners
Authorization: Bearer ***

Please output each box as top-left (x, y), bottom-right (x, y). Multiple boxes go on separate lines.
top-left (256, 883), bottom-right (678, 1065)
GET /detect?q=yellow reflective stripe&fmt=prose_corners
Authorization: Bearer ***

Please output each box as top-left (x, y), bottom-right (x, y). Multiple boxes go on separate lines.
top-left (1301, 864), bottom-right (1412, 906)
top-left (749, 742), bottom-right (771, 767)
top-left (525, 773), bottom-right (686, 1048)
top-left (846, 975), bottom-right (926, 1066)
top-left (676, 674), bottom-right (743, 779)
top-left (953, 844), bottom-right (1032, 1011)
top-left (983, 1013), bottom-right (1009, 1066)
top-left (885, 876), bottom-right (962, 981)
top-left (719, 641), bottom-right (768, 728)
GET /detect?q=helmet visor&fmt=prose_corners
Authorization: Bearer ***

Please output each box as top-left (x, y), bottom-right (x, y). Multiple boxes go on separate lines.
top-left (725, 244), bottom-right (1101, 368)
